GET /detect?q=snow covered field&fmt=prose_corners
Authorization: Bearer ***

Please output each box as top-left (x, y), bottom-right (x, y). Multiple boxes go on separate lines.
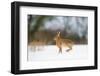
top-left (28, 45), bottom-right (88, 61)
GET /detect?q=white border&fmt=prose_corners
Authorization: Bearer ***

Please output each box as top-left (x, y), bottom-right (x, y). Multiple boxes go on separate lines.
top-left (20, 6), bottom-right (94, 70)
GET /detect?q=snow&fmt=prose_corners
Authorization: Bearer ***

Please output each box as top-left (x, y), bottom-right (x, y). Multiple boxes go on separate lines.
top-left (28, 45), bottom-right (88, 61)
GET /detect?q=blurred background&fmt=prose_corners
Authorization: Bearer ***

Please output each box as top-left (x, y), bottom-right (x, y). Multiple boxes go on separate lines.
top-left (28, 15), bottom-right (88, 45)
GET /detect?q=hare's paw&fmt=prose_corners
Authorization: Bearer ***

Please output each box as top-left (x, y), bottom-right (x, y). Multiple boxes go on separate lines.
top-left (66, 48), bottom-right (72, 52)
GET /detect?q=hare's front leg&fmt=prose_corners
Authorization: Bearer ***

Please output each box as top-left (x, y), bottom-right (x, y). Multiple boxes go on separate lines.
top-left (58, 46), bottom-right (62, 53)
top-left (57, 42), bottom-right (62, 53)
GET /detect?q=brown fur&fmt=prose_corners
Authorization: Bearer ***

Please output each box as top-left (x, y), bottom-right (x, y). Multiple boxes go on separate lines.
top-left (54, 32), bottom-right (74, 53)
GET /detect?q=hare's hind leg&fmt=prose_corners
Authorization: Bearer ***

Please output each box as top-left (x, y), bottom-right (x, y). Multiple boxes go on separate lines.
top-left (67, 47), bottom-right (72, 52)
top-left (66, 44), bottom-right (72, 52)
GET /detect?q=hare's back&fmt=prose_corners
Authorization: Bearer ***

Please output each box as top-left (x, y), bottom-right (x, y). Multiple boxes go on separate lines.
top-left (61, 39), bottom-right (73, 44)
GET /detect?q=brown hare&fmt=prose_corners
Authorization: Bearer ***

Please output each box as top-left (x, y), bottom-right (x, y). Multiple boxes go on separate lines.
top-left (54, 32), bottom-right (74, 53)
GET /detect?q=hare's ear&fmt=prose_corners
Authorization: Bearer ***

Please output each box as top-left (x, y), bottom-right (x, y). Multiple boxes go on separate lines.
top-left (56, 32), bottom-right (58, 35)
top-left (57, 32), bottom-right (60, 36)
top-left (57, 32), bottom-right (60, 34)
